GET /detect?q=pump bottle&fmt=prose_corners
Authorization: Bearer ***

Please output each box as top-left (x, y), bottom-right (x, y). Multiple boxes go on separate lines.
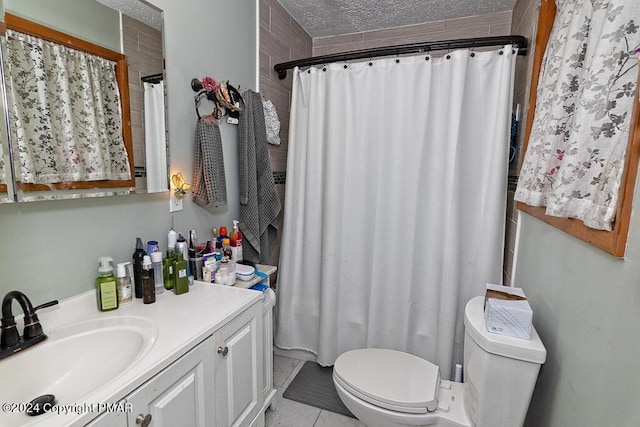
top-left (96, 257), bottom-right (118, 311)
top-left (229, 220), bottom-right (243, 262)
top-left (116, 262), bottom-right (133, 306)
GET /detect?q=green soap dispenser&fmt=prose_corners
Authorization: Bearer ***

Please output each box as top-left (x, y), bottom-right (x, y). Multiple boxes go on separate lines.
top-left (96, 256), bottom-right (118, 311)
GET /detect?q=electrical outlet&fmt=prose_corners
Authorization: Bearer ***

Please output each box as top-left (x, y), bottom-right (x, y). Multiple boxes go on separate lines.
top-left (170, 193), bottom-right (183, 212)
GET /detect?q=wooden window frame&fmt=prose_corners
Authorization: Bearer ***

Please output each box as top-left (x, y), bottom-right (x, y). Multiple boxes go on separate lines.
top-left (0, 22), bottom-right (7, 194)
top-left (4, 13), bottom-right (135, 192)
top-left (516, 0), bottom-right (640, 257)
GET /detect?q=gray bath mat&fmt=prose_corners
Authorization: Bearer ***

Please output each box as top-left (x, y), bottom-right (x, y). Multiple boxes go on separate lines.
top-left (283, 361), bottom-right (355, 418)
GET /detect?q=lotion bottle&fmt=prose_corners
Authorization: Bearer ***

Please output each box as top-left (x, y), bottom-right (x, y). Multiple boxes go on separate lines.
top-left (173, 255), bottom-right (189, 295)
top-left (229, 220), bottom-right (243, 262)
top-left (96, 257), bottom-right (118, 311)
top-left (175, 232), bottom-right (189, 268)
top-left (116, 261), bottom-right (133, 306)
top-left (163, 253), bottom-right (175, 290)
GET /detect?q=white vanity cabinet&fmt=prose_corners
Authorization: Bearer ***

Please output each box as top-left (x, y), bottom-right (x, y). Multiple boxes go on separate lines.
top-left (124, 301), bottom-right (262, 427)
top-left (125, 335), bottom-right (215, 426)
top-left (2, 283), bottom-right (268, 427)
top-left (213, 301), bottom-right (264, 427)
top-left (87, 301), bottom-right (263, 427)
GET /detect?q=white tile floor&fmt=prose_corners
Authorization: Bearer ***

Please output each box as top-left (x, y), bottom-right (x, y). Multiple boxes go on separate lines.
top-left (265, 355), bottom-right (366, 427)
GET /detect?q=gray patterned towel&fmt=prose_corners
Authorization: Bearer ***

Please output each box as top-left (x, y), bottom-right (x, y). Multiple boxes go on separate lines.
top-left (238, 90), bottom-right (281, 263)
top-left (193, 118), bottom-right (227, 208)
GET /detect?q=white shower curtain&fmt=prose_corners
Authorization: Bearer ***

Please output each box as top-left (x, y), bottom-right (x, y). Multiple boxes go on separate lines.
top-left (275, 47), bottom-right (516, 379)
top-left (144, 81), bottom-right (168, 193)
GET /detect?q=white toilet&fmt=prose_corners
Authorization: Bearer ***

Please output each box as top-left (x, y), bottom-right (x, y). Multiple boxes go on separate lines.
top-left (333, 296), bottom-right (546, 427)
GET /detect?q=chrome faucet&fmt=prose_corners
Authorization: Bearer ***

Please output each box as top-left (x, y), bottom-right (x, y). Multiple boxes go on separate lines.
top-left (0, 291), bottom-right (58, 360)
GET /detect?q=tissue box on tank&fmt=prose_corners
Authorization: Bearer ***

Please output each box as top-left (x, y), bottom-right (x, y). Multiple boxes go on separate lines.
top-left (484, 283), bottom-right (533, 340)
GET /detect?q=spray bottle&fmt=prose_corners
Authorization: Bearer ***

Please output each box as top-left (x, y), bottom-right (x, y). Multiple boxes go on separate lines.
top-left (132, 237), bottom-right (147, 298)
top-left (96, 257), bottom-right (118, 311)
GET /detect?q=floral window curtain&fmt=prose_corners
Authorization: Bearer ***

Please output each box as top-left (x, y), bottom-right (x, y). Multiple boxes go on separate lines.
top-left (515, 0), bottom-right (640, 230)
top-left (4, 29), bottom-right (131, 185)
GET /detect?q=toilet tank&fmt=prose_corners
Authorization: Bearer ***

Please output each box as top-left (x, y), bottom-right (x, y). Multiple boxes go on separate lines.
top-left (462, 296), bottom-right (546, 427)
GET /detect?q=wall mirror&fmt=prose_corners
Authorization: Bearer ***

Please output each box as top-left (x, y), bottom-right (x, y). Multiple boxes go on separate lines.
top-left (0, 0), bottom-right (12, 203)
top-left (0, 0), bottom-right (167, 202)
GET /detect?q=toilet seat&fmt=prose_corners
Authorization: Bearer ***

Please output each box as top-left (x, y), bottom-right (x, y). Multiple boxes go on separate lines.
top-left (333, 349), bottom-right (440, 414)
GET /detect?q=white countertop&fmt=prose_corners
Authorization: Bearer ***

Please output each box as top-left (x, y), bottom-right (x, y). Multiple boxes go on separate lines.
top-left (0, 273), bottom-right (271, 427)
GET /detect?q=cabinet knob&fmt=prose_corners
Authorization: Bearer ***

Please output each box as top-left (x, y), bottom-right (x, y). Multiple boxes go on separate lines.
top-left (217, 346), bottom-right (229, 357)
top-left (136, 413), bottom-right (152, 426)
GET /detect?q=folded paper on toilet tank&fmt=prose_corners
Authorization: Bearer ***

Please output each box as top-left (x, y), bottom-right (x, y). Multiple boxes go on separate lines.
top-left (484, 283), bottom-right (533, 340)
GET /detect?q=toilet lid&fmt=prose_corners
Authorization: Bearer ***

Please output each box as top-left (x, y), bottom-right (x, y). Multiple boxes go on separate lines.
top-left (333, 349), bottom-right (440, 414)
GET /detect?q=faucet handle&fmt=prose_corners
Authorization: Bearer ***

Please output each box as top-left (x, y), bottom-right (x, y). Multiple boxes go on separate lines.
top-left (34, 300), bottom-right (59, 312)
top-left (23, 300), bottom-right (59, 340)
top-left (1, 317), bottom-right (19, 348)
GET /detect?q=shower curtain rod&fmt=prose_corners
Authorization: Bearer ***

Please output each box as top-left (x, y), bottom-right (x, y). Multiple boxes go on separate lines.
top-left (141, 73), bottom-right (164, 84)
top-left (274, 35), bottom-right (528, 79)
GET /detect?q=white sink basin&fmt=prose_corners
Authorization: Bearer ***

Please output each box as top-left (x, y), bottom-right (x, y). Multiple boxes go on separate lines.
top-left (0, 316), bottom-right (157, 423)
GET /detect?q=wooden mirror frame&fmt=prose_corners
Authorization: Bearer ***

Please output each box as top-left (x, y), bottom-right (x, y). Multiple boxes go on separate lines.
top-left (516, 0), bottom-right (640, 257)
top-left (4, 13), bottom-right (135, 192)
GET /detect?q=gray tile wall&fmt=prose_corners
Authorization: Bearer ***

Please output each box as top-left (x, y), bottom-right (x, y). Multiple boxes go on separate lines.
top-left (504, 0), bottom-right (539, 286)
top-left (259, 0), bottom-right (313, 269)
top-left (260, 3), bottom-right (520, 279)
top-left (122, 15), bottom-right (164, 193)
top-left (312, 11), bottom-right (512, 55)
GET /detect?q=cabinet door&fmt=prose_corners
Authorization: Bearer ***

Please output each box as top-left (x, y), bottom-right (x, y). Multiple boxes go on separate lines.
top-left (214, 302), bottom-right (263, 427)
top-left (127, 337), bottom-right (214, 427)
top-left (262, 304), bottom-right (274, 399)
top-left (84, 406), bottom-right (127, 427)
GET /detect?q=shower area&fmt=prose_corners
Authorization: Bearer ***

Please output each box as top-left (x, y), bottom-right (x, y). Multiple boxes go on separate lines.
top-left (258, 0), bottom-right (537, 375)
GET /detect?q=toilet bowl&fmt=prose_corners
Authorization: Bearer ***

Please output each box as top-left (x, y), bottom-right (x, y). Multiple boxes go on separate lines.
top-left (333, 296), bottom-right (547, 427)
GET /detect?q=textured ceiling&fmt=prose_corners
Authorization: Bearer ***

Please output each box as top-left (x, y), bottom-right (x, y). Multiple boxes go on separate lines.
top-left (96, 0), bottom-right (163, 30)
top-left (277, 0), bottom-right (517, 38)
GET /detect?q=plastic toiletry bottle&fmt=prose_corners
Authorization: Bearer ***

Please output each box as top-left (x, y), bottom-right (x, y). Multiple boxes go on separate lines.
top-left (174, 233), bottom-right (191, 285)
top-left (147, 240), bottom-right (159, 254)
top-left (116, 262), bottom-right (133, 306)
top-left (151, 251), bottom-right (165, 295)
top-left (132, 237), bottom-right (147, 299)
top-left (168, 222), bottom-right (178, 254)
top-left (217, 226), bottom-right (229, 245)
top-left (141, 255), bottom-right (156, 304)
top-left (202, 252), bottom-right (217, 283)
top-left (96, 257), bottom-right (118, 311)
top-left (173, 255), bottom-right (189, 295)
top-left (188, 230), bottom-right (203, 280)
top-left (175, 232), bottom-right (189, 263)
top-left (229, 220), bottom-right (243, 262)
top-left (222, 238), bottom-right (232, 259)
top-left (163, 253), bottom-right (175, 290)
